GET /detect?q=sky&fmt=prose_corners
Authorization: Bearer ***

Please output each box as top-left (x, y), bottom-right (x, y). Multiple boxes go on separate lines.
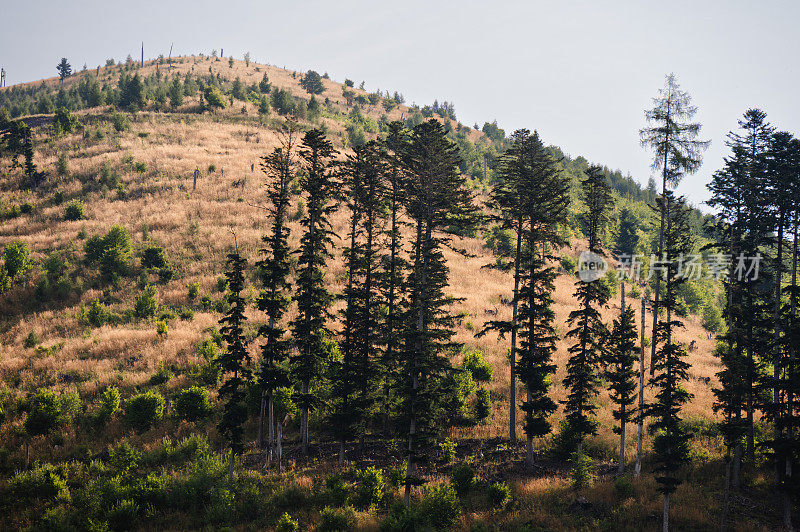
top-left (2, 1), bottom-right (798, 210)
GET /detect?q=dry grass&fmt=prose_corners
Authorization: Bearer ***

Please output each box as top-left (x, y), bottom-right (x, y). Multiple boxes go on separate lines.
top-left (0, 56), bottom-right (722, 461)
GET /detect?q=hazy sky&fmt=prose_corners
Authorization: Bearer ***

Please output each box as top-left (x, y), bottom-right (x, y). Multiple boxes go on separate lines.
top-left (2, 1), bottom-right (798, 209)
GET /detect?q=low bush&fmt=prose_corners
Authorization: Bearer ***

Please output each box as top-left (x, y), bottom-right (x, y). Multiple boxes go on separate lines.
top-left (416, 483), bottom-right (461, 530)
top-left (174, 386), bottom-right (213, 421)
top-left (318, 506), bottom-right (356, 531)
top-left (450, 463), bottom-right (474, 496)
top-left (125, 391), bottom-right (165, 432)
top-left (486, 481), bottom-right (510, 507)
top-left (355, 466), bottom-right (385, 508)
top-left (65, 200), bottom-right (85, 221)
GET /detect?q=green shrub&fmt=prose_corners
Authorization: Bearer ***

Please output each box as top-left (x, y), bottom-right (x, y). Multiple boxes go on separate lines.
top-left (450, 463), bottom-right (474, 496)
top-left (702, 303), bottom-right (724, 333)
top-left (174, 386), bottom-right (213, 421)
top-left (23, 389), bottom-right (63, 437)
top-left (324, 473), bottom-right (351, 506)
top-left (97, 385), bottom-right (120, 422)
top-left (86, 299), bottom-right (111, 327)
top-left (135, 285), bottom-right (159, 318)
top-left (156, 320), bottom-right (168, 338)
top-left (149, 364), bottom-right (172, 385)
top-left (7, 463), bottom-right (70, 503)
top-left (461, 348), bottom-right (493, 382)
top-left (355, 466), bottom-right (385, 508)
top-left (109, 440), bottom-right (141, 472)
top-left (24, 330), bottom-right (40, 348)
top-left (613, 476), bottom-right (634, 498)
top-left (125, 391), bottom-right (165, 431)
top-left (486, 481), bottom-right (510, 507)
top-left (560, 253), bottom-right (578, 274)
top-left (439, 437), bottom-right (457, 463)
top-left (187, 282), bottom-right (200, 300)
top-left (318, 506), bottom-right (356, 532)
top-left (3, 240), bottom-right (31, 278)
top-left (216, 275), bottom-right (229, 292)
top-left (570, 449), bottom-right (595, 490)
top-left (475, 387), bottom-right (492, 422)
top-left (111, 112), bottom-right (129, 132)
top-left (277, 512), bottom-right (299, 532)
top-left (106, 499), bottom-right (139, 531)
top-left (142, 245), bottom-right (168, 269)
top-left (417, 483), bottom-right (460, 529)
top-left (65, 200), bottom-right (85, 220)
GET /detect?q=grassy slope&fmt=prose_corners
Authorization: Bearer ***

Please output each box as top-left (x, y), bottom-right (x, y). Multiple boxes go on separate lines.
top-left (0, 56), bottom-right (747, 530)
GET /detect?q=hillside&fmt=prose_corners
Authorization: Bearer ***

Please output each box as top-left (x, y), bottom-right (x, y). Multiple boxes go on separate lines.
top-left (0, 56), bottom-right (743, 530)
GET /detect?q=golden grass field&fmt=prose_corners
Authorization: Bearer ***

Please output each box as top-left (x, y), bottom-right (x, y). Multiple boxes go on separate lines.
top-left (0, 56), bottom-right (755, 531)
top-left (0, 55), bottom-right (722, 454)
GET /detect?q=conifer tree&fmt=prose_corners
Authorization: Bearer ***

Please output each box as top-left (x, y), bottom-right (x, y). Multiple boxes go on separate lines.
top-left (291, 129), bottom-right (337, 456)
top-left (480, 129), bottom-right (570, 456)
top-left (398, 119), bottom-right (478, 504)
top-left (218, 249), bottom-right (251, 485)
top-left (563, 165), bottom-right (613, 450)
top-left (640, 74), bottom-right (709, 378)
top-left (331, 140), bottom-right (386, 463)
top-left (648, 192), bottom-right (694, 532)
top-left (605, 285), bottom-right (638, 473)
top-left (256, 125), bottom-right (296, 467)
top-left (377, 121), bottom-right (409, 433)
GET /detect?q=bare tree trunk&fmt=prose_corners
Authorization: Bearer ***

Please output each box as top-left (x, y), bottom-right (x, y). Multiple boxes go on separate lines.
top-left (662, 492), bottom-right (670, 532)
top-left (510, 219), bottom-right (522, 444)
top-left (276, 421), bottom-right (283, 472)
top-left (339, 441), bottom-right (345, 466)
top-left (526, 388), bottom-right (533, 466)
top-left (257, 392), bottom-right (266, 449)
top-left (732, 442), bottom-right (742, 489)
top-left (636, 293), bottom-right (646, 477)
top-left (721, 452), bottom-right (731, 532)
top-left (619, 284), bottom-right (627, 474)
top-left (267, 395), bottom-right (274, 467)
top-left (228, 448), bottom-right (235, 487)
top-left (301, 381), bottom-right (309, 456)
top-left (25, 441), bottom-right (30, 469)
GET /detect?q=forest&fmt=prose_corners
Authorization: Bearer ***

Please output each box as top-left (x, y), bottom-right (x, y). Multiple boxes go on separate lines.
top-left (0, 53), bottom-right (798, 531)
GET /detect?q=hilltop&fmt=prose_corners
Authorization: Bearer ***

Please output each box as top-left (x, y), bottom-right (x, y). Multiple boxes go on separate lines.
top-left (0, 55), bottom-right (742, 530)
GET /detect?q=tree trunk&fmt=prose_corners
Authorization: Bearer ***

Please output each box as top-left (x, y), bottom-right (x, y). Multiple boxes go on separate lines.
top-left (721, 452), bottom-right (731, 532)
top-left (266, 394), bottom-right (274, 468)
top-left (636, 293), bottom-right (645, 477)
top-left (228, 448), bottom-right (235, 487)
top-left (276, 421), bottom-right (283, 472)
top-left (526, 388), bottom-right (534, 466)
top-left (773, 212), bottom-right (785, 484)
top-left (339, 441), bottom-right (345, 466)
top-left (301, 380), bottom-right (309, 456)
top-left (510, 218), bottom-right (522, 444)
top-left (25, 440), bottom-right (30, 469)
top-left (662, 492), bottom-right (670, 532)
top-left (257, 391), bottom-right (266, 449)
top-left (732, 442), bottom-right (742, 489)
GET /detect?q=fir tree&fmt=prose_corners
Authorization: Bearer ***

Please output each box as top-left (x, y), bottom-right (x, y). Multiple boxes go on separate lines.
top-left (256, 124), bottom-right (297, 467)
top-left (377, 121), bottom-right (409, 433)
top-left (563, 165), bottom-right (613, 450)
top-left (648, 192), bottom-right (694, 532)
top-left (331, 141), bottom-right (386, 462)
top-left (397, 119), bottom-right (478, 504)
top-left (605, 286), bottom-right (638, 473)
top-left (291, 128), bottom-right (337, 456)
top-left (57, 58), bottom-right (72, 82)
top-left (218, 249), bottom-right (251, 486)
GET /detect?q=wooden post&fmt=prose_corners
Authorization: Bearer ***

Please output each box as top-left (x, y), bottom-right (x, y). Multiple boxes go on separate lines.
top-left (193, 168), bottom-right (199, 191)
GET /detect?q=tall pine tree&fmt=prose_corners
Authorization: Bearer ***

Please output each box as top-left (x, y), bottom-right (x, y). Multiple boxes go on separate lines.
top-left (218, 249), bottom-right (251, 485)
top-left (291, 129), bottom-right (337, 456)
top-left (256, 124), bottom-right (297, 467)
top-left (398, 119), bottom-right (478, 504)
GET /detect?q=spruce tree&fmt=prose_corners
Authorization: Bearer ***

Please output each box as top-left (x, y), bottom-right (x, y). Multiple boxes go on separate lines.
top-left (480, 129), bottom-right (570, 457)
top-left (377, 121), bottom-right (409, 434)
top-left (255, 125), bottom-right (296, 467)
top-left (218, 250), bottom-right (251, 486)
top-left (648, 192), bottom-right (694, 532)
top-left (605, 285), bottom-right (638, 473)
top-left (563, 165), bottom-right (613, 450)
top-left (331, 140), bottom-right (386, 462)
top-left (640, 74), bottom-right (709, 378)
top-left (291, 129), bottom-right (337, 456)
top-left (397, 119), bottom-right (478, 504)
